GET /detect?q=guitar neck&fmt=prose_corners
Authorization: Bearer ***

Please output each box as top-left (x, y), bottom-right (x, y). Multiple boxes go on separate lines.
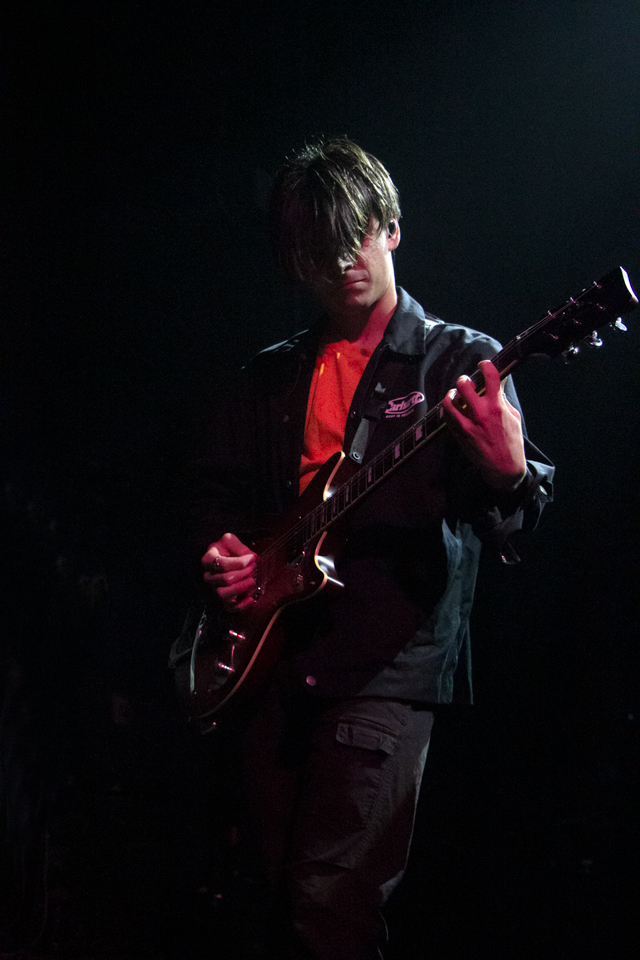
top-left (269, 266), bottom-right (637, 561)
top-left (288, 345), bottom-right (504, 556)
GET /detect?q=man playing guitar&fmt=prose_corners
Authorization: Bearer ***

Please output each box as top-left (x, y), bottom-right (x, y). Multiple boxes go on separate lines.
top-left (192, 138), bottom-right (554, 959)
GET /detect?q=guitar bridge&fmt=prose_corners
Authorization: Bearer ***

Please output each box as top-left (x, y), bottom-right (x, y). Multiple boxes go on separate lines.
top-left (213, 629), bottom-right (246, 678)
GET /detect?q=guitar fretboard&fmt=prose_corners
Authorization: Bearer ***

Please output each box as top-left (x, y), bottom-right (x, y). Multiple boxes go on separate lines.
top-left (255, 266), bottom-right (635, 578)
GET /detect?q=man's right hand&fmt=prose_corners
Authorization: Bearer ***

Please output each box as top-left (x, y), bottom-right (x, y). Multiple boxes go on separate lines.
top-left (202, 532), bottom-right (258, 611)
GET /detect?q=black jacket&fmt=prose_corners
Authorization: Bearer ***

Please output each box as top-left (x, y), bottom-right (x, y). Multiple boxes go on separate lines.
top-left (191, 288), bottom-right (554, 703)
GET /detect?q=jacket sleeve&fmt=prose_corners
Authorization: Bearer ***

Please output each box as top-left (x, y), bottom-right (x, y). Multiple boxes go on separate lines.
top-left (455, 434), bottom-right (555, 561)
top-left (446, 340), bottom-right (555, 560)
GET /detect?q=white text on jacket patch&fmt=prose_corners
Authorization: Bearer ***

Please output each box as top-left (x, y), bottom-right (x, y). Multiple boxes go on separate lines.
top-left (385, 391), bottom-right (426, 418)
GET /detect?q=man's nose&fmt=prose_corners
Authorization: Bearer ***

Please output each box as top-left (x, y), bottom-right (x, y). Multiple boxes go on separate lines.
top-left (337, 256), bottom-right (354, 273)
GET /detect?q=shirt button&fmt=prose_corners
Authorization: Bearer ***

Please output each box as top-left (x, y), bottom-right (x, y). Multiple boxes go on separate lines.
top-left (283, 414), bottom-right (289, 422)
top-left (305, 675), bottom-right (316, 687)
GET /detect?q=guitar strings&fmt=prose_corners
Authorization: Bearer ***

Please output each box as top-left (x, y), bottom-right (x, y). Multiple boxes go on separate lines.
top-left (254, 279), bottom-right (605, 585)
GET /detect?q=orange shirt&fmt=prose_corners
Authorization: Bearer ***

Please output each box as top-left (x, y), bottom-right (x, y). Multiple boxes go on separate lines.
top-left (299, 340), bottom-right (373, 494)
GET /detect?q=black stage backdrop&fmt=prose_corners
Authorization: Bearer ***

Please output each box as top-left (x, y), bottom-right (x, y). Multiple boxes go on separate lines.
top-left (3, 1), bottom-right (638, 957)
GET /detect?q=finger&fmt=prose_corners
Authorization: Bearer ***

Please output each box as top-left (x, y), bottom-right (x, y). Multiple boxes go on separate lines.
top-left (221, 592), bottom-right (256, 612)
top-left (478, 359), bottom-right (501, 398)
top-left (204, 554), bottom-right (257, 575)
top-left (202, 532), bottom-right (257, 564)
top-left (221, 531), bottom-right (257, 558)
top-left (233, 595), bottom-right (257, 611)
top-left (217, 584), bottom-right (255, 602)
top-left (202, 545), bottom-right (225, 566)
top-left (442, 388), bottom-right (463, 420)
top-left (204, 563), bottom-right (257, 587)
top-left (442, 390), bottom-right (472, 433)
top-left (446, 377), bottom-right (481, 423)
top-left (217, 576), bottom-right (256, 601)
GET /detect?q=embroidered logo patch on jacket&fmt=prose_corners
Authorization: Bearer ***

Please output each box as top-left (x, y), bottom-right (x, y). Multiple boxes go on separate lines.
top-left (385, 391), bottom-right (425, 418)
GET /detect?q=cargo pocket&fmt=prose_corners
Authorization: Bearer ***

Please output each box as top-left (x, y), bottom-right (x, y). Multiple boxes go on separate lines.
top-left (336, 719), bottom-right (398, 757)
top-left (291, 706), bottom-right (407, 869)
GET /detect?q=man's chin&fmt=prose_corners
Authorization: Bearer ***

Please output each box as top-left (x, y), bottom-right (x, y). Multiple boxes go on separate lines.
top-left (321, 291), bottom-right (369, 312)
top-left (342, 283), bottom-right (372, 304)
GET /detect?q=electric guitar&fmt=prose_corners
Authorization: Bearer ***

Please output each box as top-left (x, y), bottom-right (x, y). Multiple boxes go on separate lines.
top-left (170, 267), bottom-right (637, 731)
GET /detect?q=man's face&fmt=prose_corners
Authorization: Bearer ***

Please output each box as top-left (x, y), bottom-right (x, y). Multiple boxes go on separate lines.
top-left (309, 219), bottom-right (399, 318)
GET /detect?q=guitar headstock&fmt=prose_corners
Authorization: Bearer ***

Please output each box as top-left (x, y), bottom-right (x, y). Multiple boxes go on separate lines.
top-left (513, 267), bottom-right (637, 364)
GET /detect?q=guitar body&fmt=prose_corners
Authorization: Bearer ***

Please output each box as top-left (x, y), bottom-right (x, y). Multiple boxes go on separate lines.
top-left (171, 267), bottom-right (638, 731)
top-left (174, 452), bottom-right (356, 728)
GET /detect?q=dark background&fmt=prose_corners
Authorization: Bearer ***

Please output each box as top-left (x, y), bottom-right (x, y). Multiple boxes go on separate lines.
top-left (2, 1), bottom-right (638, 957)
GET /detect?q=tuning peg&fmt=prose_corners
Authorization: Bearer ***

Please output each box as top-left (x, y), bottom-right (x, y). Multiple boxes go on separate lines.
top-left (613, 317), bottom-right (628, 332)
top-left (561, 345), bottom-right (580, 363)
top-left (585, 332), bottom-right (603, 348)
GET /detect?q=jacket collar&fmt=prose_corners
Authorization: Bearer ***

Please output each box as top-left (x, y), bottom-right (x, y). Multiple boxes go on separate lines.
top-left (267, 286), bottom-right (442, 364)
top-left (381, 287), bottom-right (442, 356)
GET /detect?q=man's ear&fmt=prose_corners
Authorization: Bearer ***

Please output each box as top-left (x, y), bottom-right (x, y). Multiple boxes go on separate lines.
top-left (387, 219), bottom-right (401, 251)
